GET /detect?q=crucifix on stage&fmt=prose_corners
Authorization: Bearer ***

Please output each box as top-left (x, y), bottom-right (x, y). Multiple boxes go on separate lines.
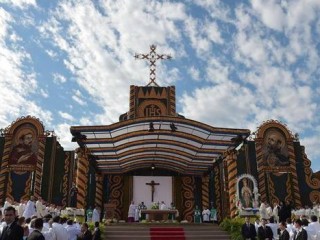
top-left (146, 180), bottom-right (160, 202)
top-left (134, 45), bottom-right (172, 87)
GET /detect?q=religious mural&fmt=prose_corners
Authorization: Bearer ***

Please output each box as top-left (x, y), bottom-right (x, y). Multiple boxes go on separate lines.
top-left (8, 122), bottom-right (39, 201)
top-left (263, 128), bottom-right (289, 167)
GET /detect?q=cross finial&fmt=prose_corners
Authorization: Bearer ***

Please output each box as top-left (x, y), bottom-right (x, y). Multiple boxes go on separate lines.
top-left (135, 45), bottom-right (172, 86)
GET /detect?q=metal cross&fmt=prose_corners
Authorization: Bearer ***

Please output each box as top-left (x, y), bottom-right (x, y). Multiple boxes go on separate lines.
top-left (135, 45), bottom-right (172, 86)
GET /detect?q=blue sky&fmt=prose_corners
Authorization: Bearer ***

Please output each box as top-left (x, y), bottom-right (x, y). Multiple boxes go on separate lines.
top-left (0, 0), bottom-right (319, 171)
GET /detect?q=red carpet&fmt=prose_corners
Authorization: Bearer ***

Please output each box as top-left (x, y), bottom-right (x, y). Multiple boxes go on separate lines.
top-left (150, 227), bottom-right (185, 240)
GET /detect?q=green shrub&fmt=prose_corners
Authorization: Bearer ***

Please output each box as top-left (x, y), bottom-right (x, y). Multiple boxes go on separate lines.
top-left (220, 217), bottom-right (245, 240)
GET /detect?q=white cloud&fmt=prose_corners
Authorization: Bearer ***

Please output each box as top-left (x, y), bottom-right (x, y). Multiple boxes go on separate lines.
top-left (72, 89), bottom-right (87, 106)
top-left (0, 8), bottom-right (51, 127)
top-left (40, 89), bottom-right (49, 98)
top-left (39, 0), bottom-right (188, 123)
top-left (300, 135), bottom-right (320, 172)
top-left (53, 73), bottom-right (67, 84)
top-left (251, 0), bottom-right (286, 31)
top-left (58, 111), bottom-right (75, 122)
top-left (188, 66), bottom-right (200, 81)
top-left (53, 123), bottom-right (78, 150)
top-left (180, 82), bottom-right (256, 128)
top-left (1, 0), bottom-right (36, 9)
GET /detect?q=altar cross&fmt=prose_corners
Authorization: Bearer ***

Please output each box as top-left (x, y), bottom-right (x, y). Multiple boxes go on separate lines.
top-left (146, 180), bottom-right (160, 202)
top-left (134, 45), bottom-right (172, 87)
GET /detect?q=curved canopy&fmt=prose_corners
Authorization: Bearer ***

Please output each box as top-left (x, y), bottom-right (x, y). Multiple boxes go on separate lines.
top-left (70, 117), bottom-right (250, 175)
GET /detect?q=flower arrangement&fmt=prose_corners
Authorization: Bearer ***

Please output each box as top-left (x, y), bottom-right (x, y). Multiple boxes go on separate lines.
top-left (151, 202), bottom-right (159, 209)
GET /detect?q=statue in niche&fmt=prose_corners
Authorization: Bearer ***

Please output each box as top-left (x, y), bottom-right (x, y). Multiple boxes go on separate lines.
top-left (240, 178), bottom-right (253, 208)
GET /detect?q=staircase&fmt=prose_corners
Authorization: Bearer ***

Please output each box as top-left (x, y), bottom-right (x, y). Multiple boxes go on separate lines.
top-left (103, 223), bottom-right (230, 240)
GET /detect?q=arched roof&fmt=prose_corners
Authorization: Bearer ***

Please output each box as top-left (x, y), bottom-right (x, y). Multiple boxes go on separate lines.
top-left (70, 116), bottom-right (250, 175)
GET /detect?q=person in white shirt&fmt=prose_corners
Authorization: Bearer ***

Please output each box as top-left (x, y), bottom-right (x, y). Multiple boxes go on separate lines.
top-left (202, 207), bottom-right (210, 223)
top-left (286, 218), bottom-right (295, 240)
top-left (266, 217), bottom-right (278, 239)
top-left (92, 206), bottom-right (100, 223)
top-left (254, 218), bottom-right (260, 233)
top-left (23, 196), bottom-right (36, 219)
top-left (51, 216), bottom-right (69, 240)
top-left (2, 197), bottom-right (12, 213)
top-left (42, 220), bottom-right (56, 240)
top-left (307, 215), bottom-right (320, 240)
top-left (65, 219), bottom-right (81, 240)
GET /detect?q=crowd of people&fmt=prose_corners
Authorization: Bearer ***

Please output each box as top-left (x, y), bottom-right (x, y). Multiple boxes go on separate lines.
top-left (242, 201), bottom-right (320, 240)
top-left (0, 196), bottom-right (102, 240)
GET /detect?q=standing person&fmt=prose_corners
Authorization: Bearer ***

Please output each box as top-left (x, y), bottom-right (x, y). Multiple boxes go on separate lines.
top-left (18, 199), bottom-right (26, 217)
top-left (0, 206), bottom-right (24, 240)
top-left (241, 216), bottom-right (256, 240)
top-left (194, 205), bottom-right (202, 223)
top-left (293, 219), bottom-right (307, 240)
top-left (86, 207), bottom-right (93, 223)
top-left (210, 205), bottom-right (217, 223)
top-left (92, 221), bottom-right (101, 240)
top-left (202, 207), bottom-right (210, 223)
top-left (278, 221), bottom-right (290, 240)
top-left (23, 196), bottom-right (36, 219)
top-left (257, 218), bottom-right (273, 240)
top-left (127, 201), bottom-right (135, 223)
top-left (35, 197), bottom-right (44, 218)
top-left (51, 216), bottom-right (68, 240)
top-left (69, 183), bottom-right (78, 208)
top-left (78, 223), bottom-right (92, 240)
top-left (279, 201), bottom-right (287, 222)
top-left (92, 206), bottom-right (100, 223)
top-left (65, 219), bottom-right (81, 240)
top-left (138, 202), bottom-right (147, 221)
top-left (26, 218), bottom-right (45, 240)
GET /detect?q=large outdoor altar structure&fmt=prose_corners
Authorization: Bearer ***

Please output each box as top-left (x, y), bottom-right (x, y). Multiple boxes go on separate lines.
top-left (0, 46), bottom-right (319, 222)
top-left (69, 83), bottom-right (320, 221)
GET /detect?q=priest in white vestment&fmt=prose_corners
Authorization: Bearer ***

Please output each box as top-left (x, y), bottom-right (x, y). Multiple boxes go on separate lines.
top-left (23, 196), bottom-right (36, 219)
top-left (92, 206), bottom-right (100, 223)
top-left (36, 197), bottom-right (44, 217)
top-left (202, 207), bottom-right (210, 223)
top-left (128, 201), bottom-right (136, 223)
top-left (160, 201), bottom-right (167, 210)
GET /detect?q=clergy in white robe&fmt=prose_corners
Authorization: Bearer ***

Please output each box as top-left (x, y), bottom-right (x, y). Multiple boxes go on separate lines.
top-left (36, 197), bottom-right (44, 217)
top-left (202, 207), bottom-right (210, 222)
top-left (23, 196), bottom-right (36, 219)
top-left (18, 200), bottom-right (26, 217)
top-left (128, 201), bottom-right (136, 223)
top-left (259, 202), bottom-right (268, 220)
top-left (160, 201), bottom-right (167, 210)
top-left (92, 207), bottom-right (100, 223)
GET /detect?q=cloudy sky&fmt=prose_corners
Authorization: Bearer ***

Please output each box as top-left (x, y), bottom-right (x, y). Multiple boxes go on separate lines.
top-left (0, 0), bottom-right (319, 171)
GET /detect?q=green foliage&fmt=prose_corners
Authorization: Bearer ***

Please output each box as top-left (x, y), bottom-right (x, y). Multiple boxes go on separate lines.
top-left (87, 222), bottom-right (105, 233)
top-left (220, 217), bottom-right (245, 240)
